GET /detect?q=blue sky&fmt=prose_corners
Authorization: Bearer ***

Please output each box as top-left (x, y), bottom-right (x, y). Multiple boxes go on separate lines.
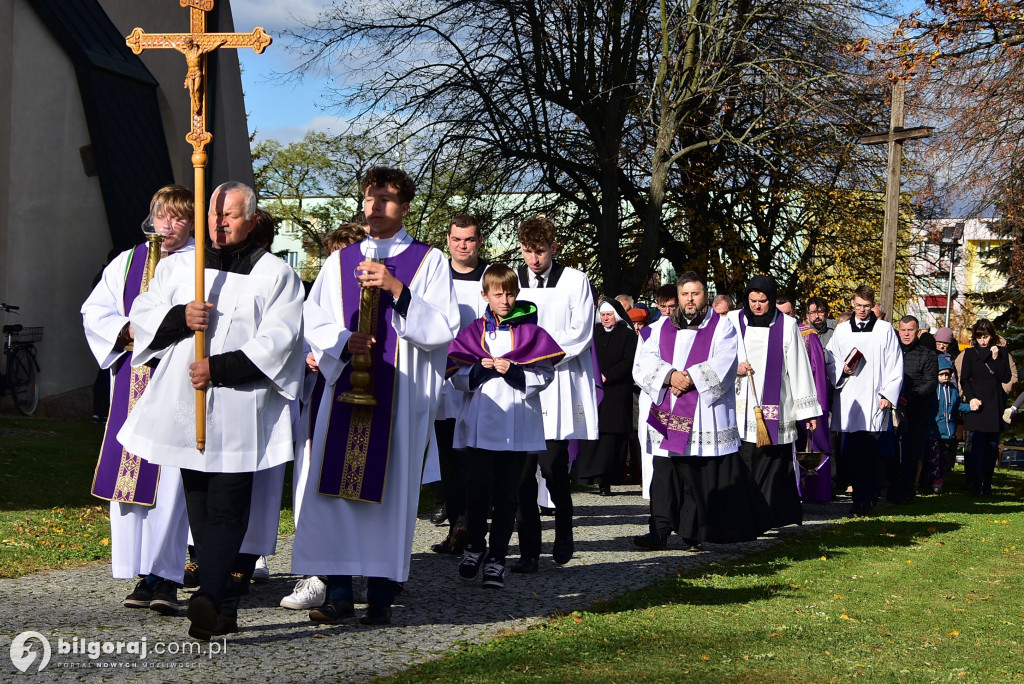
top-left (231, 0), bottom-right (347, 144)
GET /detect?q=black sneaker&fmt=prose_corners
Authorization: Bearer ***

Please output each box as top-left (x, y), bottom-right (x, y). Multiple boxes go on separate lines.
top-left (309, 599), bottom-right (355, 624)
top-left (633, 532), bottom-right (668, 550)
top-left (458, 548), bottom-right (485, 582)
top-left (124, 579), bottom-right (154, 608)
top-left (481, 559), bottom-right (506, 589)
top-left (149, 580), bottom-right (179, 616)
top-left (183, 561), bottom-right (199, 588)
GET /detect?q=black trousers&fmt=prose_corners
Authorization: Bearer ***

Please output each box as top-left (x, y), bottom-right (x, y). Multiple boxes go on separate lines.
top-left (465, 449), bottom-right (526, 562)
top-left (967, 431), bottom-right (999, 494)
top-left (180, 469), bottom-right (253, 610)
top-left (649, 456), bottom-right (682, 536)
top-left (435, 418), bottom-right (469, 532)
top-left (892, 418), bottom-right (927, 501)
top-left (843, 431), bottom-right (885, 509)
top-left (516, 439), bottom-right (573, 558)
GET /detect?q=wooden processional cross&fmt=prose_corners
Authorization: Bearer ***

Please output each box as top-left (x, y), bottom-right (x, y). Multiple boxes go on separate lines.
top-left (126, 0), bottom-right (272, 452)
top-left (859, 80), bottom-right (933, 318)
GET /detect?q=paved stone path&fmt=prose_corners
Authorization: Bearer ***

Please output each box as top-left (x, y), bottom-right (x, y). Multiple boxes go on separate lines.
top-left (1, 488), bottom-right (847, 682)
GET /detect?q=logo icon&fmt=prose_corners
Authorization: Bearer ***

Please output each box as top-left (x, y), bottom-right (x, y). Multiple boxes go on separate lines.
top-left (10, 631), bottom-right (51, 673)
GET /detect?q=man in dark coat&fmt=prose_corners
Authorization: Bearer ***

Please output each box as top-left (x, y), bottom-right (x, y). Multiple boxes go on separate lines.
top-left (889, 315), bottom-right (938, 503)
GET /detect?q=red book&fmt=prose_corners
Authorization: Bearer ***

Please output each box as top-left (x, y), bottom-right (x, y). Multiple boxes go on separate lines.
top-left (844, 348), bottom-right (864, 371)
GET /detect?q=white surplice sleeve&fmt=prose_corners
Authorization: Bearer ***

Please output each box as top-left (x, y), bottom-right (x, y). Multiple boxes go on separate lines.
top-left (81, 248), bottom-right (133, 369)
top-left (126, 254), bottom-right (186, 368)
top-left (784, 317), bottom-right (823, 421)
top-left (237, 260), bottom-right (305, 400)
top-left (549, 269), bottom-right (595, 361)
top-left (825, 323), bottom-right (849, 388)
top-left (303, 252), bottom-right (351, 388)
top-left (633, 321), bottom-right (673, 406)
top-left (879, 327), bottom-right (905, 405)
top-left (391, 248), bottom-right (459, 350)
top-left (688, 315), bottom-right (737, 406)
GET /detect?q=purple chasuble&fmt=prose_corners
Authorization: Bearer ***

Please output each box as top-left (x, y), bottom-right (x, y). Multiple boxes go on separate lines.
top-left (91, 244), bottom-right (161, 506)
top-left (647, 312), bottom-right (720, 453)
top-left (317, 240), bottom-right (432, 503)
top-left (738, 311), bottom-right (785, 443)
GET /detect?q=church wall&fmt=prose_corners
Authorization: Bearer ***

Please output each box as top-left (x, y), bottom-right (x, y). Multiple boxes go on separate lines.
top-left (0, 0), bottom-right (256, 409)
top-left (2, 1), bottom-right (111, 401)
top-left (100, 0), bottom-right (255, 190)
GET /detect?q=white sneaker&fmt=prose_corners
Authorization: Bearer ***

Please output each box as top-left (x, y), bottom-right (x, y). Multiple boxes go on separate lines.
top-left (280, 576), bottom-right (326, 610)
top-left (252, 555), bottom-right (270, 582)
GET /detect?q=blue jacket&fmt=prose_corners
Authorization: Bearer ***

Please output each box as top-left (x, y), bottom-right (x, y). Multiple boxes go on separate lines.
top-left (934, 382), bottom-right (969, 439)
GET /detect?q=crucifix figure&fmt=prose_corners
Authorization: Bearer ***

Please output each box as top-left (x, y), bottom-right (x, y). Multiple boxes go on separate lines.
top-left (859, 80), bottom-right (933, 318)
top-left (125, 0), bottom-right (271, 451)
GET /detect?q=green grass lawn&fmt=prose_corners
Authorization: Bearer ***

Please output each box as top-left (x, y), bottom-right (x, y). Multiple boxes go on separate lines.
top-left (398, 472), bottom-right (1024, 683)
top-left (0, 415), bottom-right (300, 577)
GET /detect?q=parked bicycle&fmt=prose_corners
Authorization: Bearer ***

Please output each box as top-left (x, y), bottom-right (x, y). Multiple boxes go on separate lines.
top-left (1, 303), bottom-right (41, 415)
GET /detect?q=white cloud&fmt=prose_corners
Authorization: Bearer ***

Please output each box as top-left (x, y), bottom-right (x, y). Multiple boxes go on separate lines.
top-left (229, 0), bottom-right (324, 33)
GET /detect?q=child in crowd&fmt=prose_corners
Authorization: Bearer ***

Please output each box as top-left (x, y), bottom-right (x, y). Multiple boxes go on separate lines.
top-left (446, 264), bottom-right (564, 588)
top-left (929, 356), bottom-right (969, 494)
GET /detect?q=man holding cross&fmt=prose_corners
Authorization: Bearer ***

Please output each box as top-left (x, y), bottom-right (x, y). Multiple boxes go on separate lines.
top-left (118, 181), bottom-right (304, 640)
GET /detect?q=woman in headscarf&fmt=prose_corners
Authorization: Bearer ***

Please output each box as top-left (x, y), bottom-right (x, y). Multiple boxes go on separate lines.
top-left (576, 297), bottom-right (637, 495)
top-left (726, 276), bottom-right (821, 527)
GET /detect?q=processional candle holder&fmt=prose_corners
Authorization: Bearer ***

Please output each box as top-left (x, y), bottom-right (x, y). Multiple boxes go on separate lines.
top-left (338, 250), bottom-right (383, 406)
top-left (126, 208), bottom-right (167, 351)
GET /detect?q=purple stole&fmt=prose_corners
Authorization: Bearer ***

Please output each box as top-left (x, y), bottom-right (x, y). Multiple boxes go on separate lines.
top-left (317, 240), bottom-right (432, 504)
top-left (738, 311), bottom-right (785, 443)
top-left (797, 323), bottom-right (831, 453)
top-left (91, 244), bottom-right (160, 506)
top-left (447, 318), bottom-right (565, 375)
top-left (647, 312), bottom-right (720, 453)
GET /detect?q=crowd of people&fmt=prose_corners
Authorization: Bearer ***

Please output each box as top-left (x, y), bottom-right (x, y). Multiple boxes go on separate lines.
top-left (81, 167), bottom-right (1016, 642)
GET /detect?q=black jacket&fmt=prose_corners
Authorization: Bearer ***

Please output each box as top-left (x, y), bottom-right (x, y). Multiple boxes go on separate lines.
top-left (900, 339), bottom-right (938, 419)
top-left (962, 345), bottom-right (1012, 433)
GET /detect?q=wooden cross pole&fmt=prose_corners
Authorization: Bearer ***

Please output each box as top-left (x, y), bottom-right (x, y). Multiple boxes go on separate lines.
top-left (859, 80), bottom-right (933, 319)
top-left (126, 0), bottom-right (271, 452)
